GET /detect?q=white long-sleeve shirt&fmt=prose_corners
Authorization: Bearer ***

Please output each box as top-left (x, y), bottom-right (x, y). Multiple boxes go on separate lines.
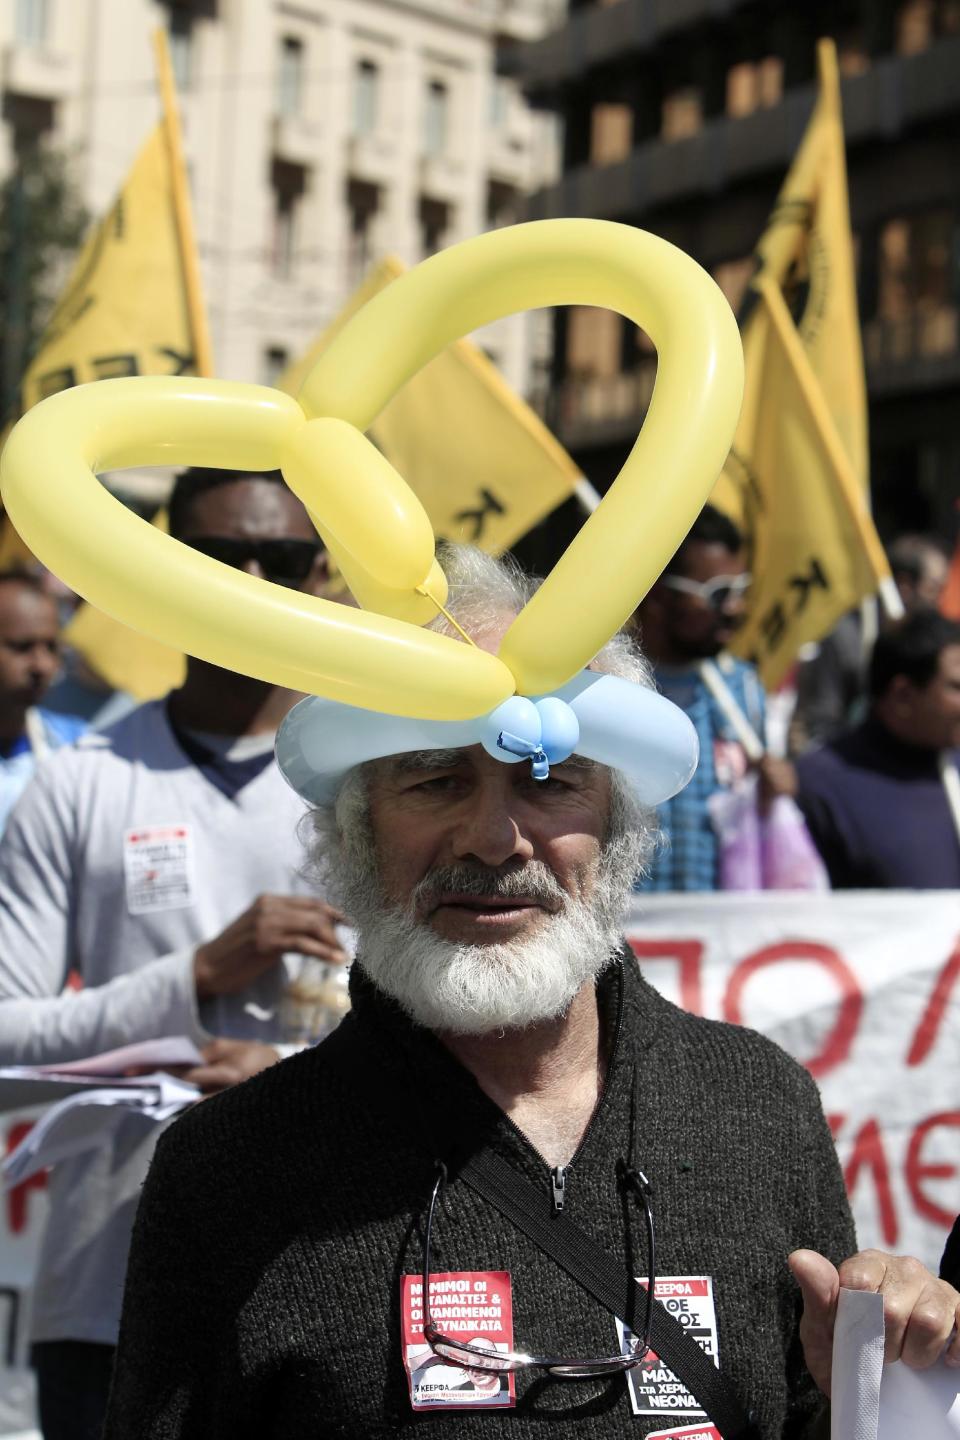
top-left (0, 700), bottom-right (316, 1345)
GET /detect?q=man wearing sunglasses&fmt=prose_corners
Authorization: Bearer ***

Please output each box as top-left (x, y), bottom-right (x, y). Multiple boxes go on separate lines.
top-left (632, 505), bottom-right (790, 891)
top-left (0, 466), bottom-right (348, 1440)
top-left (104, 546), bottom-right (960, 1440)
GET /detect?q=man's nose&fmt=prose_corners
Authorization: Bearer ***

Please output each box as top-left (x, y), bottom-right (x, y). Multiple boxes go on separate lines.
top-left (30, 646), bottom-right (58, 679)
top-left (449, 777), bottom-right (534, 869)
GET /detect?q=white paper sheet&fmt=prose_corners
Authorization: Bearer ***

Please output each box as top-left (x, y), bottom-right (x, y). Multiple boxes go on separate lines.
top-left (832, 1287), bottom-right (960, 1439)
top-left (27, 1035), bottom-right (204, 1076)
top-left (2, 1076), bottom-right (199, 1186)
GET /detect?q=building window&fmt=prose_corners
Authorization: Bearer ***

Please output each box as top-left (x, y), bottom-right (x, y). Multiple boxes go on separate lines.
top-left (726, 58), bottom-right (783, 118)
top-left (423, 80), bottom-right (449, 157)
top-left (419, 196), bottom-right (450, 256)
top-left (271, 161), bottom-right (307, 281)
top-left (896, 0), bottom-right (935, 52)
top-left (353, 59), bottom-right (379, 138)
top-left (661, 86), bottom-right (703, 142)
top-left (866, 210), bottom-right (959, 364)
top-left (347, 178), bottom-right (380, 286)
top-left (489, 75), bottom-right (511, 128)
top-left (486, 179), bottom-right (517, 229)
top-left (15, 0), bottom-right (49, 47)
top-left (590, 102), bottom-right (632, 166)
top-left (566, 308), bottom-right (622, 378)
top-left (262, 346), bottom-right (290, 387)
top-left (168, 10), bottom-right (193, 93)
top-left (277, 36), bottom-right (304, 119)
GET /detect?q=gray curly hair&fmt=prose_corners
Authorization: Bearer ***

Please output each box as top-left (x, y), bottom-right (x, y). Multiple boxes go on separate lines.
top-left (304, 544), bottom-right (658, 903)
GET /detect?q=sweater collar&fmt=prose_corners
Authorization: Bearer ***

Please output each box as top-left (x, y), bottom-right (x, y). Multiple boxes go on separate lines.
top-left (347, 950), bottom-right (635, 1182)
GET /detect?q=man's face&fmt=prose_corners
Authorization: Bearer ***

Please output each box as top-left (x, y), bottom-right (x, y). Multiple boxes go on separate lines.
top-left (892, 644), bottom-right (960, 750)
top-left (0, 585), bottom-right (61, 710)
top-left (896, 552), bottom-right (949, 615)
top-left (367, 747), bottom-right (612, 948)
top-left (659, 541), bottom-right (748, 660)
top-left (177, 478), bottom-right (328, 594)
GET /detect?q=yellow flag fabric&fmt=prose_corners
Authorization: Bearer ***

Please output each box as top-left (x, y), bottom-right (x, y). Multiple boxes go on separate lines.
top-left (713, 39), bottom-right (891, 689)
top-left (7, 124), bottom-right (196, 700)
top-left (278, 257), bottom-right (581, 555)
top-left (20, 125), bottom-right (195, 407)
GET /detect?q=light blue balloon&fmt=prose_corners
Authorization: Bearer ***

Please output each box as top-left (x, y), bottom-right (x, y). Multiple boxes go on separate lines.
top-left (535, 697), bottom-right (580, 764)
top-left (481, 695), bottom-right (540, 763)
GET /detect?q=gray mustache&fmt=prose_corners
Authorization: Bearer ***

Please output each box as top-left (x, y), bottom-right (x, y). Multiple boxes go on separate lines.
top-left (413, 863), bottom-right (567, 909)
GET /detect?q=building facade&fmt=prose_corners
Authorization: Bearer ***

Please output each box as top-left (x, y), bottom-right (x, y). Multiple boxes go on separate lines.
top-left (0, 0), bottom-right (563, 402)
top-left (506, 0), bottom-right (960, 544)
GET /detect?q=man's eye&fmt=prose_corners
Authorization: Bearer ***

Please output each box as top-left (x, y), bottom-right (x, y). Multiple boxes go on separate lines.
top-left (412, 774), bottom-right (461, 793)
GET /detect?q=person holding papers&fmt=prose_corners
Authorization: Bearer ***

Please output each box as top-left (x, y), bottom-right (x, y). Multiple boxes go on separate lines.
top-left (0, 466), bottom-right (347, 1440)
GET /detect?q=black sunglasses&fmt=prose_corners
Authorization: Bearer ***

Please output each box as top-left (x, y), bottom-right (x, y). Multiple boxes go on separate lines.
top-left (185, 536), bottom-right (323, 587)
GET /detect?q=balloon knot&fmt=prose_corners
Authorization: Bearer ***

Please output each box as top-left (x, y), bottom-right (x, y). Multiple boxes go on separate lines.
top-left (497, 730), bottom-right (550, 781)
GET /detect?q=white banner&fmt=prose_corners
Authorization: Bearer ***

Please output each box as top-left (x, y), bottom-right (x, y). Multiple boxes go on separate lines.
top-left (1, 1106), bottom-right (45, 1438)
top-left (626, 891), bottom-right (960, 1271)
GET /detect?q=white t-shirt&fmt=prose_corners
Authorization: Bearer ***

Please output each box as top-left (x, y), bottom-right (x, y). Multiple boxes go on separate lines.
top-left (0, 700), bottom-right (318, 1344)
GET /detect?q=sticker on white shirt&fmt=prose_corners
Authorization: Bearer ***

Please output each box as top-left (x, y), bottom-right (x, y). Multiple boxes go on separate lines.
top-left (616, 1276), bottom-right (719, 1418)
top-left (647, 1426), bottom-right (721, 1440)
top-left (123, 826), bottom-right (195, 915)
top-left (401, 1271), bottom-right (515, 1410)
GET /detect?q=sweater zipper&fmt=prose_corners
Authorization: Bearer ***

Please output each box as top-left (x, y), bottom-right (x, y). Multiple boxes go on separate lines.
top-left (502, 960), bottom-right (626, 1215)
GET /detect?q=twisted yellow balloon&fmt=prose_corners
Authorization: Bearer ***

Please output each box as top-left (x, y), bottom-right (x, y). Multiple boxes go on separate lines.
top-left (0, 220), bottom-right (743, 720)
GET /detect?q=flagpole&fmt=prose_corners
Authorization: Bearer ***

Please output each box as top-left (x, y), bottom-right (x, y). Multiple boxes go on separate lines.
top-left (152, 28), bottom-right (214, 378)
top-left (756, 274), bottom-right (904, 620)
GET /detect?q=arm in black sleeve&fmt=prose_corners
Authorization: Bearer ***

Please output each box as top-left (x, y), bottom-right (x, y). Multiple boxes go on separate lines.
top-left (104, 1116), bottom-right (249, 1440)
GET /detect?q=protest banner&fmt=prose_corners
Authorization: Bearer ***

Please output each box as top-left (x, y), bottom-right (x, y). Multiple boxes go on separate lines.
top-left (711, 40), bottom-right (899, 689)
top-left (277, 257), bottom-right (582, 557)
top-left (627, 890), bottom-right (960, 1270)
top-left (1, 1105), bottom-right (46, 1438)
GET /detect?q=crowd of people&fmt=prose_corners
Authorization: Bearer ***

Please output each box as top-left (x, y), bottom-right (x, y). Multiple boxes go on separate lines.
top-left (630, 506), bottom-right (960, 892)
top-left (0, 481), bottom-right (958, 1438)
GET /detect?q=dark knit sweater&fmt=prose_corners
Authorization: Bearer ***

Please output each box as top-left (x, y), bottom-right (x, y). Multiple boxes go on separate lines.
top-left (104, 955), bottom-right (854, 1439)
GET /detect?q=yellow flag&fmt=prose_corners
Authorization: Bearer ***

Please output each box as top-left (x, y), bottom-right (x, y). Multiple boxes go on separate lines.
top-left (714, 39), bottom-right (893, 689)
top-left (6, 106), bottom-right (204, 699)
top-left (279, 257), bottom-right (581, 555)
top-left (20, 126), bottom-right (197, 407)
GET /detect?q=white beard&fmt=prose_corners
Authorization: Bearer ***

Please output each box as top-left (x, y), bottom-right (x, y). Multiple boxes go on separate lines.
top-left (343, 841), bottom-right (638, 1036)
top-left (355, 898), bottom-right (615, 1035)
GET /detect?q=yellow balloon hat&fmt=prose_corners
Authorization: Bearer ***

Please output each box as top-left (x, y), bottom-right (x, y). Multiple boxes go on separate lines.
top-left (0, 219), bottom-right (743, 724)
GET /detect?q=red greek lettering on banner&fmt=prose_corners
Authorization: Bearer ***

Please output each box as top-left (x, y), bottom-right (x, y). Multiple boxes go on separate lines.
top-left (722, 941), bottom-right (863, 1079)
top-left (905, 1111), bottom-right (960, 1228)
top-left (906, 935), bottom-right (960, 1066)
top-left (840, 1117), bottom-right (898, 1248)
top-left (628, 940), bottom-right (705, 1016)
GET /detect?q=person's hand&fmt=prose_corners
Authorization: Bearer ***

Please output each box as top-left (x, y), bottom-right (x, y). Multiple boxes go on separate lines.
top-left (193, 894), bottom-right (348, 1000)
top-left (788, 1247), bottom-right (960, 1396)
top-left (756, 754), bottom-right (798, 813)
top-left (183, 1037), bottom-right (281, 1094)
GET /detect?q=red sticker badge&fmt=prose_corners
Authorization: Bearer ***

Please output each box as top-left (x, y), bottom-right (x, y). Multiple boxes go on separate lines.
top-left (401, 1271), bottom-right (515, 1410)
top-left (616, 1276), bottom-right (719, 1418)
top-left (647, 1426), bottom-right (722, 1440)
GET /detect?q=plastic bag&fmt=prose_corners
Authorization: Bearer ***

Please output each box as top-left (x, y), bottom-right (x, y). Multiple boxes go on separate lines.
top-left (709, 772), bottom-right (829, 891)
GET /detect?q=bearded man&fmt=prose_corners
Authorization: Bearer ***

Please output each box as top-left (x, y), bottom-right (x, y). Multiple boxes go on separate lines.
top-left (104, 548), bottom-right (960, 1440)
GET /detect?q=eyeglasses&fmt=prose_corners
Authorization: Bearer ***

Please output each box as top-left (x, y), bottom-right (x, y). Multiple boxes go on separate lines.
top-left (420, 1161), bottom-right (656, 1378)
top-left (661, 572), bottom-right (752, 611)
top-left (184, 536), bottom-right (323, 587)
